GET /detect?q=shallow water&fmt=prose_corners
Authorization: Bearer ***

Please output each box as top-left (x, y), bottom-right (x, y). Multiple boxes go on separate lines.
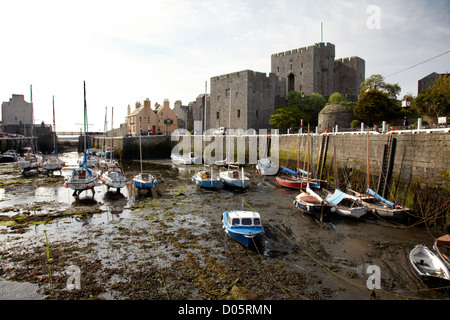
top-left (0, 151), bottom-right (448, 300)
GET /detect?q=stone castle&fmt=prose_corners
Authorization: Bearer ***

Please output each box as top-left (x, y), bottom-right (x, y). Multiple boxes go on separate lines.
top-left (173, 42), bottom-right (365, 132)
top-left (271, 42), bottom-right (365, 101)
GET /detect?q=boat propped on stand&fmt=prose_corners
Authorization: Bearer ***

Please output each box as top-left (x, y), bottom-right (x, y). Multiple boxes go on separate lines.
top-left (43, 96), bottom-right (65, 176)
top-left (276, 167), bottom-right (321, 189)
top-left (222, 210), bottom-right (264, 247)
top-left (133, 122), bottom-right (158, 194)
top-left (324, 189), bottom-right (367, 219)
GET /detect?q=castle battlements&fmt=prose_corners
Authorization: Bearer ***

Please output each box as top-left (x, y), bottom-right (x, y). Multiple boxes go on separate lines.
top-left (272, 42), bottom-right (335, 57)
top-left (334, 56), bottom-right (365, 64)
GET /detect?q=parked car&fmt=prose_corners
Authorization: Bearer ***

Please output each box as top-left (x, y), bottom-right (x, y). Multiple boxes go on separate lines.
top-left (214, 127), bottom-right (228, 135)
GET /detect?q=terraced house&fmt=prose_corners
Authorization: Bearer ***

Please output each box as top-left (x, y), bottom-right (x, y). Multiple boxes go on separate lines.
top-left (126, 98), bottom-right (177, 136)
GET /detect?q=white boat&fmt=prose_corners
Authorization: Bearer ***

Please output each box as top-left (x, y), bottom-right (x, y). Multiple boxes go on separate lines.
top-left (325, 189), bottom-right (367, 218)
top-left (256, 158), bottom-right (278, 176)
top-left (222, 210), bottom-right (264, 247)
top-left (65, 166), bottom-right (99, 196)
top-left (133, 122), bottom-right (158, 193)
top-left (409, 245), bottom-right (450, 282)
top-left (219, 165), bottom-right (250, 189)
top-left (66, 81), bottom-right (100, 197)
top-left (1, 150), bottom-right (19, 162)
top-left (192, 166), bottom-right (221, 189)
top-left (43, 155), bottom-right (65, 175)
top-left (101, 162), bottom-right (127, 192)
top-left (77, 153), bottom-right (97, 168)
top-left (16, 151), bottom-right (43, 174)
top-left (171, 152), bottom-right (201, 165)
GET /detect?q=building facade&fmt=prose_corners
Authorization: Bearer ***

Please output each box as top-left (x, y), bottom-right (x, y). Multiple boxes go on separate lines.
top-left (1, 94), bottom-right (34, 135)
top-left (418, 72), bottom-right (448, 94)
top-left (271, 42), bottom-right (365, 101)
top-left (209, 70), bottom-right (286, 131)
top-left (126, 98), bottom-right (177, 136)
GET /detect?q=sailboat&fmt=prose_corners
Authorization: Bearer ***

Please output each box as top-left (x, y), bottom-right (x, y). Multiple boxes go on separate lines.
top-left (101, 107), bottom-right (127, 192)
top-left (293, 126), bottom-right (330, 220)
top-left (219, 165), bottom-right (250, 189)
top-left (192, 165), bottom-right (221, 189)
top-left (65, 81), bottom-right (99, 197)
top-left (323, 136), bottom-right (366, 219)
top-left (132, 122), bottom-right (158, 193)
top-left (16, 85), bottom-right (43, 174)
top-left (43, 96), bottom-right (65, 176)
top-left (276, 131), bottom-right (321, 189)
top-left (349, 130), bottom-right (410, 221)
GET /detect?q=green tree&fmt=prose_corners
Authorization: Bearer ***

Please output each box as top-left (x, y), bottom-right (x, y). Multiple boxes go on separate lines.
top-left (327, 92), bottom-right (349, 105)
top-left (354, 89), bottom-right (398, 125)
top-left (414, 74), bottom-right (450, 118)
top-left (301, 93), bottom-right (326, 126)
top-left (360, 74), bottom-right (401, 99)
top-left (269, 106), bottom-right (303, 130)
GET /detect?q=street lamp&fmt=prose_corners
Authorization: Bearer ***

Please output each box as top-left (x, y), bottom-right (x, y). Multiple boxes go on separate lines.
top-left (402, 97), bottom-right (411, 127)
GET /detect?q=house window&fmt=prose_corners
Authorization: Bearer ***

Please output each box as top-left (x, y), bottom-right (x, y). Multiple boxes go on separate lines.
top-left (148, 116), bottom-right (151, 122)
top-left (161, 112), bottom-right (163, 116)
top-left (237, 109), bottom-right (240, 118)
top-left (139, 116), bottom-right (141, 122)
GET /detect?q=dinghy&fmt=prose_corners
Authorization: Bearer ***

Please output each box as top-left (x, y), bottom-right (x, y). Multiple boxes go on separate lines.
top-left (256, 158), bottom-right (278, 176)
top-left (133, 122), bottom-right (158, 193)
top-left (222, 210), bottom-right (264, 247)
top-left (276, 167), bottom-right (321, 189)
top-left (409, 244), bottom-right (450, 282)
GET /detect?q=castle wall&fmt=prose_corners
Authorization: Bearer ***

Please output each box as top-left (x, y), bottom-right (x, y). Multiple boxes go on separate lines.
top-left (334, 56), bottom-right (365, 101)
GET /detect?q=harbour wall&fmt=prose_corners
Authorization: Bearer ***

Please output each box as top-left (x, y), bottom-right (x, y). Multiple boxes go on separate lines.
top-left (90, 131), bottom-right (449, 189)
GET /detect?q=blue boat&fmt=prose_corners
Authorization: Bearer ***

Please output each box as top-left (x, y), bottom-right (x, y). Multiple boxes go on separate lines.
top-left (222, 210), bottom-right (264, 247)
top-left (133, 173), bottom-right (158, 191)
top-left (192, 168), bottom-right (221, 189)
top-left (219, 165), bottom-right (250, 189)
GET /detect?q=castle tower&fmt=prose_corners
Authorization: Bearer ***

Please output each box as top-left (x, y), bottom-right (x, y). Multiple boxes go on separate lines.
top-left (271, 42), bottom-right (335, 97)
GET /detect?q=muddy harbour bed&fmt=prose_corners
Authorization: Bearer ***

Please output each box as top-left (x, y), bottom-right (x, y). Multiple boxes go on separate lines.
top-left (0, 151), bottom-right (448, 302)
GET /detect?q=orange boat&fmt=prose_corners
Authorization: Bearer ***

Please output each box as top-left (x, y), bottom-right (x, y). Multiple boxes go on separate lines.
top-left (434, 234), bottom-right (450, 269)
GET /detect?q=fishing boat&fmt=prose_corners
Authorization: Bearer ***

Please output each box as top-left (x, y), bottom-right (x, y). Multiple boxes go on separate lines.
top-left (65, 81), bottom-right (100, 196)
top-left (256, 158), bottom-right (278, 176)
top-left (133, 122), bottom-right (158, 193)
top-left (101, 161), bottom-right (127, 192)
top-left (192, 166), bottom-right (221, 189)
top-left (43, 96), bottom-right (65, 176)
top-left (219, 165), bottom-right (250, 189)
top-left (171, 152), bottom-right (201, 165)
top-left (222, 210), bottom-right (264, 247)
top-left (324, 189), bottom-right (367, 218)
top-left (433, 235), bottom-right (450, 270)
top-left (409, 244), bottom-right (450, 282)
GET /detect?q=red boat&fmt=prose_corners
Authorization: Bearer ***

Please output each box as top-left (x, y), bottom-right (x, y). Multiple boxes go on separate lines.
top-left (276, 176), bottom-right (322, 189)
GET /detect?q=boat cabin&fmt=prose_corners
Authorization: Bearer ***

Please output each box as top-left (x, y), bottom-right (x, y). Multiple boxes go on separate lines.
top-left (226, 211), bottom-right (261, 227)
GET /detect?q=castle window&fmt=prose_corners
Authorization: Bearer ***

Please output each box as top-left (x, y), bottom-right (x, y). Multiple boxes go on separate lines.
top-left (301, 62), bottom-right (303, 68)
top-left (300, 72), bottom-right (302, 76)
top-left (216, 112), bottom-right (220, 119)
top-left (277, 67), bottom-right (280, 72)
top-left (237, 109), bottom-right (240, 118)
top-left (225, 89), bottom-right (230, 97)
top-left (218, 95), bottom-right (220, 101)
top-left (290, 64), bottom-right (293, 70)
top-left (256, 110), bottom-right (259, 118)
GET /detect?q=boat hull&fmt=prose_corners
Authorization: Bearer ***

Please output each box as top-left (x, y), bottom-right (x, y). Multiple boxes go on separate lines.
top-left (222, 211), bottom-right (263, 247)
top-left (293, 194), bottom-right (329, 215)
top-left (193, 177), bottom-right (221, 188)
top-left (433, 235), bottom-right (450, 270)
top-left (276, 176), bottom-right (321, 189)
top-left (410, 244), bottom-right (450, 282)
top-left (133, 173), bottom-right (158, 190)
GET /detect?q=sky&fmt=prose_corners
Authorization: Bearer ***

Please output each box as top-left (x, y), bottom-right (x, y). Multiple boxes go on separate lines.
top-left (0, 0), bottom-right (449, 132)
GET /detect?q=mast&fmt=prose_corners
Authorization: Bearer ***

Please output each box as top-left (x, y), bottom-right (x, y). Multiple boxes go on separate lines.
top-left (53, 95), bottom-right (57, 154)
top-left (307, 124), bottom-right (310, 185)
top-left (30, 84), bottom-right (35, 152)
top-left (110, 106), bottom-right (114, 162)
top-left (139, 121), bottom-right (143, 174)
top-left (366, 128), bottom-right (370, 190)
top-left (204, 81), bottom-right (207, 134)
